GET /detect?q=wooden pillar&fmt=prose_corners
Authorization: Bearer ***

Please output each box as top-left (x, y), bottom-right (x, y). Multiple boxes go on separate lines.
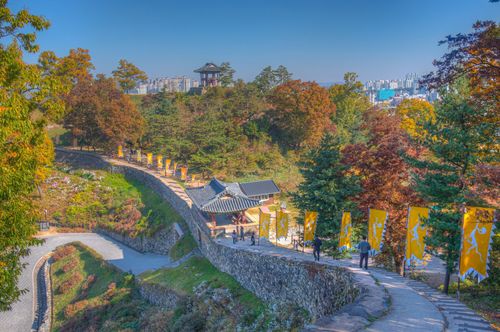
top-left (210, 213), bottom-right (216, 227)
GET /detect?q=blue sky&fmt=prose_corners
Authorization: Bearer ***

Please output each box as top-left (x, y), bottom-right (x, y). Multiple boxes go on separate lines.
top-left (12, 0), bottom-right (500, 82)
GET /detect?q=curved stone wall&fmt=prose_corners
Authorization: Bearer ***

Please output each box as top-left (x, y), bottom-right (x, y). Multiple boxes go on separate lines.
top-left (55, 148), bottom-right (359, 318)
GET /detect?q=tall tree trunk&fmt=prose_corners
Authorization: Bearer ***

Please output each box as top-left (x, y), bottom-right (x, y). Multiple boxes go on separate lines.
top-left (443, 268), bottom-right (451, 294)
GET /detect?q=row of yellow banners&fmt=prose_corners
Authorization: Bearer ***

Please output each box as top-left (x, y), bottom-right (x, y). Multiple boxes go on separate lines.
top-left (258, 206), bottom-right (496, 282)
top-left (117, 146), bottom-right (189, 180)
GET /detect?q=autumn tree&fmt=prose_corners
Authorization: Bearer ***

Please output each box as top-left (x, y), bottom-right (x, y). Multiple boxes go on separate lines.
top-left (64, 75), bottom-right (144, 150)
top-left (343, 109), bottom-right (422, 273)
top-left (219, 62), bottom-right (235, 87)
top-left (112, 59), bottom-right (148, 93)
top-left (420, 21), bottom-right (499, 118)
top-left (329, 72), bottom-right (370, 145)
top-left (395, 99), bottom-right (435, 150)
top-left (253, 65), bottom-right (293, 94)
top-left (408, 78), bottom-right (497, 293)
top-left (0, 0), bottom-right (59, 310)
top-left (292, 133), bottom-right (360, 242)
top-left (268, 80), bottom-right (335, 148)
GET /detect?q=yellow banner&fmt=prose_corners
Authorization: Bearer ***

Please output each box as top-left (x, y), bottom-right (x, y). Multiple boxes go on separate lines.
top-left (146, 153), bottom-right (153, 165)
top-left (259, 210), bottom-right (271, 239)
top-left (339, 212), bottom-right (352, 250)
top-left (173, 162), bottom-right (178, 173)
top-left (459, 207), bottom-right (496, 282)
top-left (405, 207), bottom-right (429, 266)
top-left (118, 145), bottom-right (123, 158)
top-left (368, 209), bottom-right (387, 254)
top-left (180, 166), bottom-right (188, 180)
top-left (164, 159), bottom-right (171, 176)
top-left (157, 155), bottom-right (163, 169)
top-left (136, 150), bottom-right (141, 162)
top-left (276, 210), bottom-right (289, 239)
top-left (304, 211), bottom-right (318, 242)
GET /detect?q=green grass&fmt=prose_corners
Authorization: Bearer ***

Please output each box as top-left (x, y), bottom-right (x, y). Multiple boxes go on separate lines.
top-left (168, 234), bottom-right (197, 261)
top-left (50, 242), bottom-right (148, 331)
top-left (140, 256), bottom-right (265, 315)
top-left (39, 167), bottom-right (184, 237)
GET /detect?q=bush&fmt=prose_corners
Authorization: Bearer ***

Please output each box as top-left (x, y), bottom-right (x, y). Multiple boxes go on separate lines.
top-left (57, 272), bottom-right (83, 294)
top-left (64, 299), bottom-right (89, 319)
top-left (53, 245), bottom-right (77, 261)
top-left (61, 258), bottom-right (78, 273)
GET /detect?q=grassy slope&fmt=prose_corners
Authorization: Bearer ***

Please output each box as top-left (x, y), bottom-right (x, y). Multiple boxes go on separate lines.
top-left (51, 242), bottom-right (150, 331)
top-left (168, 234), bottom-right (197, 261)
top-left (140, 256), bottom-right (265, 316)
top-left (38, 167), bottom-right (183, 237)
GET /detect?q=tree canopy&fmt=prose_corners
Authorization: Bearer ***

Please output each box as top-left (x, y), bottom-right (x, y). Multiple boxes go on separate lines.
top-left (112, 59), bottom-right (148, 93)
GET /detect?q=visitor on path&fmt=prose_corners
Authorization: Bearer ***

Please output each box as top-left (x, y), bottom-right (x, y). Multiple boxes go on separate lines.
top-left (240, 226), bottom-right (245, 241)
top-left (232, 230), bottom-right (238, 244)
top-left (313, 235), bottom-right (322, 261)
top-left (357, 236), bottom-right (371, 269)
top-left (250, 232), bottom-right (256, 246)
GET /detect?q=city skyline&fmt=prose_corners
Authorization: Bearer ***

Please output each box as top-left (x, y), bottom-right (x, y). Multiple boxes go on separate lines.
top-left (12, 0), bottom-right (500, 82)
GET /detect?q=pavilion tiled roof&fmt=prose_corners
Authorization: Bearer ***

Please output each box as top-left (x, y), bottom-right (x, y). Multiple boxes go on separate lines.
top-left (194, 63), bottom-right (222, 73)
top-left (186, 178), bottom-right (261, 213)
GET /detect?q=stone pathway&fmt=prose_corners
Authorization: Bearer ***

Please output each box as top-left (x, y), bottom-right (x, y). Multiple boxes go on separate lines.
top-left (0, 232), bottom-right (176, 332)
top-left (107, 155), bottom-right (495, 332)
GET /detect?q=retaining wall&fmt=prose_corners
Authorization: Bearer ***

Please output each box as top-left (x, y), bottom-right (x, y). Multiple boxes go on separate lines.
top-left (55, 148), bottom-right (359, 318)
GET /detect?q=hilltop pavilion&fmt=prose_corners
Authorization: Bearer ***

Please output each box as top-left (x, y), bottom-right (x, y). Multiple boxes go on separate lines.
top-left (186, 178), bottom-right (280, 230)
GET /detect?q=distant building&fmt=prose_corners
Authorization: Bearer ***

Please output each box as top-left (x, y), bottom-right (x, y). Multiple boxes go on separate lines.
top-left (129, 76), bottom-right (199, 95)
top-left (194, 63), bottom-right (222, 88)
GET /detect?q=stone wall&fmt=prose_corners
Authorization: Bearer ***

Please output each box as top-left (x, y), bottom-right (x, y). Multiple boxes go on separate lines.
top-left (55, 149), bottom-right (359, 318)
top-left (97, 226), bottom-right (180, 255)
top-left (138, 281), bottom-right (180, 309)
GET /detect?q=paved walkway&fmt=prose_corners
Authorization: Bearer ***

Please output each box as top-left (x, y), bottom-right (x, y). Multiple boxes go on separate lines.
top-left (108, 155), bottom-right (495, 332)
top-left (0, 233), bottom-right (175, 332)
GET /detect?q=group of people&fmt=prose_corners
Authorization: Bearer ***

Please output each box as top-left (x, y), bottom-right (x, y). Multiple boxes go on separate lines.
top-left (311, 235), bottom-right (371, 269)
top-left (231, 228), bottom-right (372, 270)
top-left (231, 227), bottom-right (256, 246)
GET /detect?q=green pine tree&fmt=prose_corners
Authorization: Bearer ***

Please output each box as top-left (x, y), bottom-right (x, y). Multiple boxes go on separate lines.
top-left (409, 78), bottom-right (497, 294)
top-left (292, 133), bottom-right (361, 246)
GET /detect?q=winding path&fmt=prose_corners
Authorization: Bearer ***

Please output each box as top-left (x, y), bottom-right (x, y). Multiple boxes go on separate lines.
top-left (0, 233), bottom-right (174, 332)
top-left (1, 152), bottom-right (495, 332)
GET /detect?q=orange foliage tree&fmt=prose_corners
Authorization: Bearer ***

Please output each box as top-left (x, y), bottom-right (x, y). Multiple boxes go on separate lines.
top-left (343, 109), bottom-right (423, 273)
top-left (268, 80), bottom-right (335, 148)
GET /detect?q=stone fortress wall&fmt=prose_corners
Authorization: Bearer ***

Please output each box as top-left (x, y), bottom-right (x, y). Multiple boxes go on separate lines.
top-left (55, 148), bottom-right (359, 318)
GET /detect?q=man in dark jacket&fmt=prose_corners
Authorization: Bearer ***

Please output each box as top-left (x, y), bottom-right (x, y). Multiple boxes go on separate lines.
top-left (357, 236), bottom-right (371, 269)
top-left (313, 235), bottom-right (322, 261)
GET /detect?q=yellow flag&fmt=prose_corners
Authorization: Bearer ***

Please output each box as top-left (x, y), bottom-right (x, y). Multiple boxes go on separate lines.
top-left (276, 210), bottom-right (289, 239)
top-left (304, 211), bottom-right (318, 242)
top-left (164, 159), bottom-right (171, 176)
top-left (180, 166), bottom-right (188, 180)
top-left (405, 207), bottom-right (429, 266)
top-left (157, 155), bottom-right (163, 169)
top-left (368, 209), bottom-right (387, 254)
top-left (147, 153), bottom-right (153, 165)
top-left (259, 210), bottom-right (271, 239)
top-left (118, 145), bottom-right (123, 158)
top-left (339, 212), bottom-right (352, 250)
top-left (136, 150), bottom-right (141, 162)
top-left (459, 207), bottom-right (496, 282)
top-left (173, 162), bottom-right (178, 173)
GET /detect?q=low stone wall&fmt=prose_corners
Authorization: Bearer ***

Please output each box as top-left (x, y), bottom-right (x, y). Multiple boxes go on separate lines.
top-left (97, 225), bottom-right (180, 255)
top-left (55, 149), bottom-right (359, 319)
top-left (138, 281), bottom-right (180, 309)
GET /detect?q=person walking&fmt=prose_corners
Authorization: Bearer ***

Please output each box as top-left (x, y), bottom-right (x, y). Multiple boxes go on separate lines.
top-left (250, 232), bottom-right (256, 246)
top-left (232, 230), bottom-right (238, 244)
top-left (357, 236), bottom-right (371, 269)
top-left (240, 226), bottom-right (245, 241)
top-left (313, 235), bottom-right (322, 261)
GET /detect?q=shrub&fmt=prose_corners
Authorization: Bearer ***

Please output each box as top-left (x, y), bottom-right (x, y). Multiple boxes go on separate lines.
top-left (57, 272), bottom-right (83, 294)
top-left (53, 245), bottom-right (77, 261)
top-left (64, 299), bottom-right (89, 318)
top-left (82, 274), bottom-right (96, 291)
top-left (61, 258), bottom-right (78, 273)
